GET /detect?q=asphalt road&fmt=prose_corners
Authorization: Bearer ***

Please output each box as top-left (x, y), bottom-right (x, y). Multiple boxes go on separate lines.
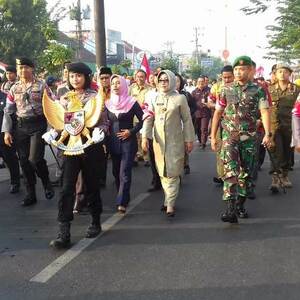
top-left (1, 144), bottom-right (300, 300)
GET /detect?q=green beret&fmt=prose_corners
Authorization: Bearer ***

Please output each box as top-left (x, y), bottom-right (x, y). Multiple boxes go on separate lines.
top-left (275, 63), bottom-right (293, 73)
top-left (16, 57), bottom-right (34, 68)
top-left (233, 56), bottom-right (252, 68)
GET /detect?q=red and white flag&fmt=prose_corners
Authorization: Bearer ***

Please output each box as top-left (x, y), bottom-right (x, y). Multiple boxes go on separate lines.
top-left (140, 53), bottom-right (151, 82)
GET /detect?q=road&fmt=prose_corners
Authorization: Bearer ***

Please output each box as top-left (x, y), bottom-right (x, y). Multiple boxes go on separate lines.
top-left (1, 144), bottom-right (300, 300)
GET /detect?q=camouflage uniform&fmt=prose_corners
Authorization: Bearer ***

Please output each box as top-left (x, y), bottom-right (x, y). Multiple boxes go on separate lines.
top-left (217, 81), bottom-right (269, 202)
top-left (269, 82), bottom-right (299, 186)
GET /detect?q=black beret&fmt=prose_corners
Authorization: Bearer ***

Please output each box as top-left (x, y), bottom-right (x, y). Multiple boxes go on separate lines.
top-left (221, 65), bottom-right (233, 73)
top-left (99, 66), bottom-right (112, 75)
top-left (67, 62), bottom-right (92, 75)
top-left (5, 65), bottom-right (17, 73)
top-left (16, 57), bottom-right (34, 68)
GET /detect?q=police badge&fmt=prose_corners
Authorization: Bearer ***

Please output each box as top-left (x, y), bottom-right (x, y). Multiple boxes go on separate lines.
top-left (42, 91), bottom-right (104, 155)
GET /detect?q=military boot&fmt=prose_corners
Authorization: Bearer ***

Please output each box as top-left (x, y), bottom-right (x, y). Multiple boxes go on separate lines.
top-left (269, 174), bottom-right (280, 193)
top-left (86, 215), bottom-right (102, 238)
top-left (236, 196), bottom-right (248, 219)
top-left (221, 200), bottom-right (238, 223)
top-left (21, 185), bottom-right (37, 206)
top-left (49, 222), bottom-right (71, 249)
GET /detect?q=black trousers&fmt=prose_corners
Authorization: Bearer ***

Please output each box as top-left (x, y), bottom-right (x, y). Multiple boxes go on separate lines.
top-left (148, 139), bottom-right (161, 188)
top-left (0, 135), bottom-right (20, 185)
top-left (58, 144), bottom-right (104, 222)
top-left (14, 118), bottom-right (49, 188)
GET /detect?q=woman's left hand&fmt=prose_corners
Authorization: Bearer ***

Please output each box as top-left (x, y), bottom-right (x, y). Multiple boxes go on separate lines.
top-left (185, 142), bottom-right (193, 153)
top-left (116, 129), bottom-right (131, 140)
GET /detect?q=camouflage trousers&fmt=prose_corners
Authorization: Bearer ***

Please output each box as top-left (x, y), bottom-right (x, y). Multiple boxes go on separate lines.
top-left (216, 127), bottom-right (224, 178)
top-left (221, 130), bottom-right (256, 201)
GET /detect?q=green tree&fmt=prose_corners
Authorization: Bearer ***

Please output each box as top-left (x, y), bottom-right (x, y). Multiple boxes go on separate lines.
top-left (160, 56), bottom-right (179, 73)
top-left (185, 58), bottom-right (202, 79)
top-left (0, 0), bottom-right (74, 73)
top-left (242, 0), bottom-right (300, 62)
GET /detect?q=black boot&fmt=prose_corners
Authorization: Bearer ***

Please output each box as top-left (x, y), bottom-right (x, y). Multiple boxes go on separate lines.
top-left (49, 222), bottom-right (71, 249)
top-left (236, 196), bottom-right (248, 218)
top-left (86, 215), bottom-right (102, 238)
top-left (221, 200), bottom-right (238, 223)
top-left (43, 179), bottom-right (55, 200)
top-left (21, 185), bottom-right (37, 206)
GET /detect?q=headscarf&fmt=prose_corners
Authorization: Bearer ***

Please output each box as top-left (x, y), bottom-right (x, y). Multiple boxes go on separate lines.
top-left (105, 75), bottom-right (136, 117)
top-left (157, 70), bottom-right (176, 95)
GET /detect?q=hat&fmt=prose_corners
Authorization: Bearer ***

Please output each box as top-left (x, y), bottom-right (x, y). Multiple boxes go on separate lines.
top-left (99, 66), bottom-right (112, 76)
top-left (16, 57), bottom-right (34, 68)
top-left (232, 56), bottom-right (252, 68)
top-left (275, 63), bottom-right (293, 73)
top-left (67, 62), bottom-right (92, 75)
top-left (46, 76), bottom-right (58, 86)
top-left (5, 65), bottom-right (17, 73)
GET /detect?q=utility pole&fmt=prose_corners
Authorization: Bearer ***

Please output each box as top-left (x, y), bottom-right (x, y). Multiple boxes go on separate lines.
top-left (193, 27), bottom-right (200, 64)
top-left (76, 0), bottom-right (82, 60)
top-left (94, 0), bottom-right (107, 68)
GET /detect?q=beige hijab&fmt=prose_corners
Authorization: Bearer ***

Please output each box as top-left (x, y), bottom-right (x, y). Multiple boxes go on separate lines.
top-left (157, 70), bottom-right (176, 95)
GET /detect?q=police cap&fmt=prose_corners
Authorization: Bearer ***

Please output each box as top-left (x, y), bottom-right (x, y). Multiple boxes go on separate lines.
top-left (16, 57), bottom-right (34, 68)
top-left (232, 56), bottom-right (252, 68)
top-left (67, 62), bottom-right (92, 75)
top-left (5, 65), bottom-right (17, 73)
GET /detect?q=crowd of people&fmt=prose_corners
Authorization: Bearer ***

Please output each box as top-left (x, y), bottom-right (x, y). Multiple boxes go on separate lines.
top-left (0, 55), bottom-right (300, 249)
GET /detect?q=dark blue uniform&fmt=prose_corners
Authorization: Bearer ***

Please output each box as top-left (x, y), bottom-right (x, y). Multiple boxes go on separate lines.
top-left (107, 102), bottom-right (143, 207)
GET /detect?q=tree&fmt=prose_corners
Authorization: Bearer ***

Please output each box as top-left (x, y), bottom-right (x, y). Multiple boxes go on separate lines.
top-left (242, 0), bottom-right (300, 62)
top-left (160, 56), bottom-right (179, 73)
top-left (0, 0), bottom-right (74, 74)
top-left (185, 58), bottom-right (202, 79)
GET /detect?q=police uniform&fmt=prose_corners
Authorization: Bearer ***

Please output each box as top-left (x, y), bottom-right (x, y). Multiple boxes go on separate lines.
top-left (1, 65), bottom-right (17, 94)
top-left (1, 57), bottom-right (54, 206)
top-left (49, 62), bottom-right (108, 249)
top-left (269, 63), bottom-right (299, 190)
top-left (216, 56), bottom-right (270, 222)
top-left (0, 90), bottom-right (20, 193)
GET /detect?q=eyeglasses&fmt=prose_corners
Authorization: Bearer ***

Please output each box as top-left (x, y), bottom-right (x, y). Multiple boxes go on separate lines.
top-left (100, 76), bottom-right (110, 80)
top-left (158, 79), bottom-right (169, 83)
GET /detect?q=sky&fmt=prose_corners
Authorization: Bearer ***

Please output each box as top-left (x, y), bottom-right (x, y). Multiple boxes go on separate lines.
top-left (54, 0), bottom-right (278, 76)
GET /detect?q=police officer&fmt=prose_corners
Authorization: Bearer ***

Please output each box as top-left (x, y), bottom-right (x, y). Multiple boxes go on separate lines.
top-left (2, 57), bottom-right (54, 206)
top-left (0, 89), bottom-right (20, 193)
top-left (1, 65), bottom-right (17, 94)
top-left (211, 56), bottom-right (271, 223)
top-left (268, 63), bottom-right (299, 192)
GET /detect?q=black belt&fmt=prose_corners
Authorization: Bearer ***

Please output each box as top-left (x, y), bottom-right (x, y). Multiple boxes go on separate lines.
top-left (17, 115), bottom-right (46, 123)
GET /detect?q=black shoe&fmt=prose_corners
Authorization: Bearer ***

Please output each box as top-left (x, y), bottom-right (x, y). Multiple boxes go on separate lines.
top-left (184, 165), bottom-right (190, 175)
top-left (236, 196), bottom-right (248, 218)
top-left (21, 195), bottom-right (37, 207)
top-left (247, 189), bottom-right (256, 200)
top-left (213, 177), bottom-right (223, 184)
top-left (50, 222), bottom-right (71, 249)
top-left (201, 144), bottom-right (206, 150)
top-left (10, 184), bottom-right (20, 194)
top-left (85, 224), bottom-right (102, 238)
top-left (147, 185), bottom-right (162, 192)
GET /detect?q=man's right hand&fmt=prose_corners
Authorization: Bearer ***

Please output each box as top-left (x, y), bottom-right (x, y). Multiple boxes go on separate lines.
top-left (4, 132), bottom-right (13, 147)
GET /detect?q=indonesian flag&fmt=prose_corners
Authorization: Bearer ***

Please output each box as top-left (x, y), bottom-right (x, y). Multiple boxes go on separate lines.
top-left (140, 53), bottom-right (151, 82)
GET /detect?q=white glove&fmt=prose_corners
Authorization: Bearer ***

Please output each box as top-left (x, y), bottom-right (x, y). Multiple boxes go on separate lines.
top-left (92, 128), bottom-right (105, 143)
top-left (42, 129), bottom-right (58, 144)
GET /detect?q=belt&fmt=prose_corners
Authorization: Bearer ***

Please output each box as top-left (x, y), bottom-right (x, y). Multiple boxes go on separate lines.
top-left (17, 115), bottom-right (46, 123)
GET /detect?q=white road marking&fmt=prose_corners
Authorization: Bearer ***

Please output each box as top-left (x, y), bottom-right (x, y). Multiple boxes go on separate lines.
top-left (30, 192), bottom-right (150, 283)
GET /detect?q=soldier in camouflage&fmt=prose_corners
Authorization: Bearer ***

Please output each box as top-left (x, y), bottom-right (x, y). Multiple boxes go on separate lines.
top-left (211, 56), bottom-right (271, 223)
top-left (268, 63), bottom-right (299, 192)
